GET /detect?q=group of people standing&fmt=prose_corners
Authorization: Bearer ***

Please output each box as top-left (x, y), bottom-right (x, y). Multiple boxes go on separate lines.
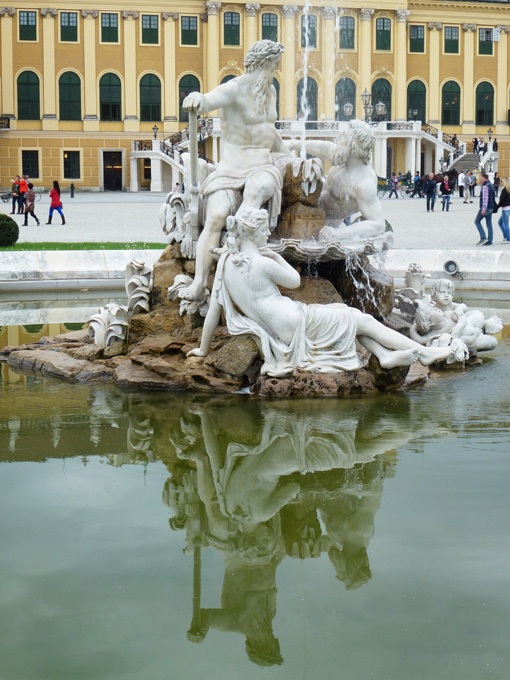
top-left (9, 176), bottom-right (65, 226)
top-left (474, 173), bottom-right (510, 246)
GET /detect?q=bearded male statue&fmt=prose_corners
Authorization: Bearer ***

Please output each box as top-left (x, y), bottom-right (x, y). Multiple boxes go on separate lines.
top-left (180, 40), bottom-right (315, 302)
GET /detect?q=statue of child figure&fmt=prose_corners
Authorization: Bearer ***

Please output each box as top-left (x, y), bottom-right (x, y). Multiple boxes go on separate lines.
top-left (410, 278), bottom-right (501, 352)
top-left (187, 207), bottom-right (454, 376)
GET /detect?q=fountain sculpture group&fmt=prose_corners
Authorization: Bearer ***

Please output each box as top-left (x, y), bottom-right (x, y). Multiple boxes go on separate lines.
top-left (1, 40), bottom-right (501, 394)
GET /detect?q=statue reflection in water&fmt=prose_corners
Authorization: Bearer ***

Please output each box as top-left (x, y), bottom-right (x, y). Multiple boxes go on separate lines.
top-left (162, 399), bottom-right (417, 667)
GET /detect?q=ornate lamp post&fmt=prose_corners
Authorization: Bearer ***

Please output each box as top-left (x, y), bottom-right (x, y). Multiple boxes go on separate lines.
top-left (361, 88), bottom-right (372, 123)
top-left (374, 101), bottom-right (387, 123)
top-left (152, 124), bottom-right (159, 139)
top-left (487, 127), bottom-right (493, 142)
top-left (342, 102), bottom-right (354, 120)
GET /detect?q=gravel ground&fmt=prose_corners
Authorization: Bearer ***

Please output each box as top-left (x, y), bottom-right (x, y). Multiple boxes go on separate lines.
top-left (4, 189), bottom-right (508, 251)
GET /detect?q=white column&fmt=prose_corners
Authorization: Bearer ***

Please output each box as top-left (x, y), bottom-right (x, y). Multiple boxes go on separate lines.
top-left (406, 137), bottom-right (416, 174)
top-left (424, 145), bottom-right (433, 174)
top-left (415, 137), bottom-right (421, 174)
top-left (130, 156), bottom-right (140, 192)
top-left (150, 157), bottom-right (163, 191)
top-left (435, 143), bottom-right (443, 172)
top-left (374, 137), bottom-right (387, 177)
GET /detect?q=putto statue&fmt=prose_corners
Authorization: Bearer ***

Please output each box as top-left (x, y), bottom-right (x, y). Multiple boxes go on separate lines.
top-left (289, 120), bottom-right (386, 242)
top-left (410, 278), bottom-right (502, 352)
top-left (179, 40), bottom-right (319, 302)
top-left (187, 208), bottom-right (454, 375)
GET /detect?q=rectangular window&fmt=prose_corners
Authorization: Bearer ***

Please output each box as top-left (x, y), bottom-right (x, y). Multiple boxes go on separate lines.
top-left (181, 16), bottom-right (198, 45)
top-left (101, 13), bottom-right (118, 43)
top-left (409, 25), bottom-right (424, 53)
top-left (19, 11), bottom-right (37, 41)
top-left (301, 14), bottom-right (317, 48)
top-left (376, 18), bottom-right (391, 51)
top-left (142, 14), bottom-right (158, 44)
top-left (224, 12), bottom-right (240, 46)
top-left (339, 16), bottom-right (355, 50)
top-left (262, 13), bottom-right (278, 42)
top-left (444, 26), bottom-right (459, 54)
top-left (479, 28), bottom-right (493, 55)
top-left (22, 150), bottom-right (39, 178)
top-left (60, 12), bottom-right (78, 41)
top-left (63, 151), bottom-right (80, 179)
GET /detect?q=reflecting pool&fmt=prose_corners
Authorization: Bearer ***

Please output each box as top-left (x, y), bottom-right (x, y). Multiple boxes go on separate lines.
top-left (1, 327), bottom-right (509, 680)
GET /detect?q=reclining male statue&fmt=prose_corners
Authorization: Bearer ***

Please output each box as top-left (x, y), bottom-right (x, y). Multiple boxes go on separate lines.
top-left (180, 39), bottom-right (318, 302)
top-left (288, 120), bottom-right (386, 242)
top-left (187, 207), bottom-right (454, 376)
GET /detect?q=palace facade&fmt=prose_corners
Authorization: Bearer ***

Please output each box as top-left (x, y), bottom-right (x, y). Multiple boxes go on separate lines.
top-left (0, 0), bottom-right (509, 191)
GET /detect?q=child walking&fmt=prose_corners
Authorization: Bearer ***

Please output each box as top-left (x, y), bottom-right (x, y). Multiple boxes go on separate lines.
top-left (23, 183), bottom-right (40, 225)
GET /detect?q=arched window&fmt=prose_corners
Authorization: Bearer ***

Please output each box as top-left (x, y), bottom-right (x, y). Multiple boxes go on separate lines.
top-left (220, 75), bottom-right (236, 85)
top-left (475, 82), bottom-right (494, 126)
top-left (371, 78), bottom-right (391, 121)
top-left (59, 72), bottom-right (81, 120)
top-left (179, 74), bottom-right (200, 122)
top-left (262, 13), bottom-right (278, 42)
top-left (273, 78), bottom-right (280, 120)
top-left (407, 80), bottom-right (426, 122)
top-left (17, 71), bottom-right (40, 120)
top-left (441, 81), bottom-right (460, 126)
top-left (99, 73), bottom-right (121, 121)
top-left (140, 74), bottom-right (161, 122)
top-left (335, 78), bottom-right (356, 120)
top-left (297, 77), bottom-right (318, 126)
top-left (224, 11), bottom-right (240, 45)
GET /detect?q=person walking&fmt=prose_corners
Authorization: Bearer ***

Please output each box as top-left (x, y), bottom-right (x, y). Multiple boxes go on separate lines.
top-left (472, 138), bottom-right (478, 154)
top-left (46, 180), bottom-right (66, 225)
top-left (22, 182), bottom-right (40, 226)
top-left (410, 171), bottom-right (421, 197)
top-left (423, 173), bottom-right (437, 212)
top-left (388, 172), bottom-right (399, 198)
top-left (18, 175), bottom-right (28, 214)
top-left (458, 170), bottom-right (466, 202)
top-left (440, 174), bottom-right (453, 211)
top-left (495, 176), bottom-right (510, 243)
top-left (474, 173), bottom-right (496, 245)
top-left (493, 172), bottom-right (500, 197)
top-left (492, 138), bottom-right (498, 152)
top-left (10, 176), bottom-right (20, 214)
top-left (467, 171), bottom-right (476, 201)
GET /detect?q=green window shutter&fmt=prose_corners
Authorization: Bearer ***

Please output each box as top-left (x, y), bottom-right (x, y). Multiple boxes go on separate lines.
top-left (261, 13), bottom-right (278, 42)
top-left (100, 73), bottom-right (122, 121)
top-left (475, 82), bottom-right (494, 125)
top-left (59, 72), bottom-right (81, 120)
top-left (22, 150), bottom-right (39, 178)
top-left (478, 28), bottom-right (493, 55)
top-left (301, 14), bottom-right (317, 48)
top-left (19, 11), bottom-right (37, 41)
top-left (409, 25), bottom-right (424, 53)
top-left (17, 71), bottom-right (40, 120)
top-left (181, 16), bottom-right (198, 45)
top-left (140, 74), bottom-right (161, 122)
top-left (444, 27), bottom-right (459, 54)
top-left (101, 14), bottom-right (118, 42)
top-left (376, 18), bottom-right (391, 51)
top-left (61, 12), bottom-right (78, 41)
top-left (142, 15), bottom-right (158, 44)
top-left (441, 81), bottom-right (460, 125)
top-left (339, 16), bottom-right (355, 50)
top-left (63, 151), bottom-right (80, 179)
top-left (224, 12), bottom-right (240, 45)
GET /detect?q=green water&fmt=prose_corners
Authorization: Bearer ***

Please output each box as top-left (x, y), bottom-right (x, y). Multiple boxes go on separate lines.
top-left (0, 340), bottom-right (509, 680)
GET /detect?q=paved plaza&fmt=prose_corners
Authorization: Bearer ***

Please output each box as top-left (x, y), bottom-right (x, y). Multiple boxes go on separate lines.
top-left (6, 190), bottom-right (510, 251)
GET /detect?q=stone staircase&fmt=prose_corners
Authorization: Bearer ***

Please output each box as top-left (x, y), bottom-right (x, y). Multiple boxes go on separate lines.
top-left (448, 152), bottom-right (480, 173)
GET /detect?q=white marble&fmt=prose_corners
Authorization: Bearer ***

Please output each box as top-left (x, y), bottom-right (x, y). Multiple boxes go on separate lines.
top-left (187, 208), bottom-right (455, 375)
top-left (88, 303), bottom-right (129, 348)
top-left (125, 259), bottom-right (152, 315)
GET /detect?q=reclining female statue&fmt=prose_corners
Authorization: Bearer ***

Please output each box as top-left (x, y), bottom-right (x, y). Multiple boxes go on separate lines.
top-left (187, 208), bottom-right (454, 376)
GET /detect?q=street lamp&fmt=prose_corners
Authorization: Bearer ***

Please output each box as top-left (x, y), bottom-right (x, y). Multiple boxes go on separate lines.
top-left (152, 124), bottom-right (159, 139)
top-left (361, 88), bottom-right (372, 123)
top-left (374, 101), bottom-right (387, 122)
top-left (412, 108), bottom-right (418, 120)
top-left (342, 102), bottom-right (354, 119)
top-left (487, 127), bottom-right (493, 142)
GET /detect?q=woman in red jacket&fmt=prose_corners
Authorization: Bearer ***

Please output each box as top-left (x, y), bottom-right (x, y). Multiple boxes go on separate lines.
top-left (46, 180), bottom-right (66, 225)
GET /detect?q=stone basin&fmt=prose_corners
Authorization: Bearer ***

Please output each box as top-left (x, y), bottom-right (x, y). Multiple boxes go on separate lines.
top-left (268, 231), bottom-right (394, 264)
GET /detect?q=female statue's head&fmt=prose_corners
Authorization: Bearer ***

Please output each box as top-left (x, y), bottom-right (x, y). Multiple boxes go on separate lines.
top-left (226, 208), bottom-right (270, 264)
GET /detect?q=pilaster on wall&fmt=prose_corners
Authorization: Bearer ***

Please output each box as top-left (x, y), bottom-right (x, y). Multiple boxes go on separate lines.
top-left (41, 8), bottom-right (58, 130)
top-left (281, 5), bottom-right (298, 119)
top-left (82, 10), bottom-right (98, 131)
top-left (123, 11), bottom-right (139, 132)
top-left (205, 2), bottom-right (221, 92)
top-left (0, 8), bottom-right (15, 119)
top-left (394, 10), bottom-right (409, 121)
top-left (496, 26), bottom-right (510, 131)
top-left (163, 12), bottom-right (178, 131)
top-left (428, 23), bottom-right (442, 124)
top-left (359, 9), bottom-right (374, 100)
top-left (462, 23), bottom-right (476, 133)
top-left (245, 3), bottom-right (259, 47)
top-left (322, 7), bottom-right (336, 120)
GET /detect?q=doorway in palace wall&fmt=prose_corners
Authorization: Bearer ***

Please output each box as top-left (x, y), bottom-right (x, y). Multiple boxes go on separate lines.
top-left (103, 152), bottom-right (123, 191)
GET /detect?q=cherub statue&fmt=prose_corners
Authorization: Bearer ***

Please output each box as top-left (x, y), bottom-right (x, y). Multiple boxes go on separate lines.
top-left (187, 207), bottom-right (454, 375)
top-left (288, 120), bottom-right (386, 242)
top-left (410, 278), bottom-right (502, 352)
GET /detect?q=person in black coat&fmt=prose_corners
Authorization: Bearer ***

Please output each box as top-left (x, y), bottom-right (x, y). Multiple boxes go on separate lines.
top-left (495, 176), bottom-right (510, 243)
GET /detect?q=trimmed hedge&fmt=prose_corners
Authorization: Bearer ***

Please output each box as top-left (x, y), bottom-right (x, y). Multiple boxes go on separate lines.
top-left (0, 213), bottom-right (19, 247)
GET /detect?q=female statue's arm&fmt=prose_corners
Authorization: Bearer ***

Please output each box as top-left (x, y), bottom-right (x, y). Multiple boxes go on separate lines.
top-left (187, 297), bottom-right (222, 357)
top-left (261, 251), bottom-right (301, 289)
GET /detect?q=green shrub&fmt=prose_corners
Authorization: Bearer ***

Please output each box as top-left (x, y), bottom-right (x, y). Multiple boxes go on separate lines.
top-left (0, 213), bottom-right (19, 247)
